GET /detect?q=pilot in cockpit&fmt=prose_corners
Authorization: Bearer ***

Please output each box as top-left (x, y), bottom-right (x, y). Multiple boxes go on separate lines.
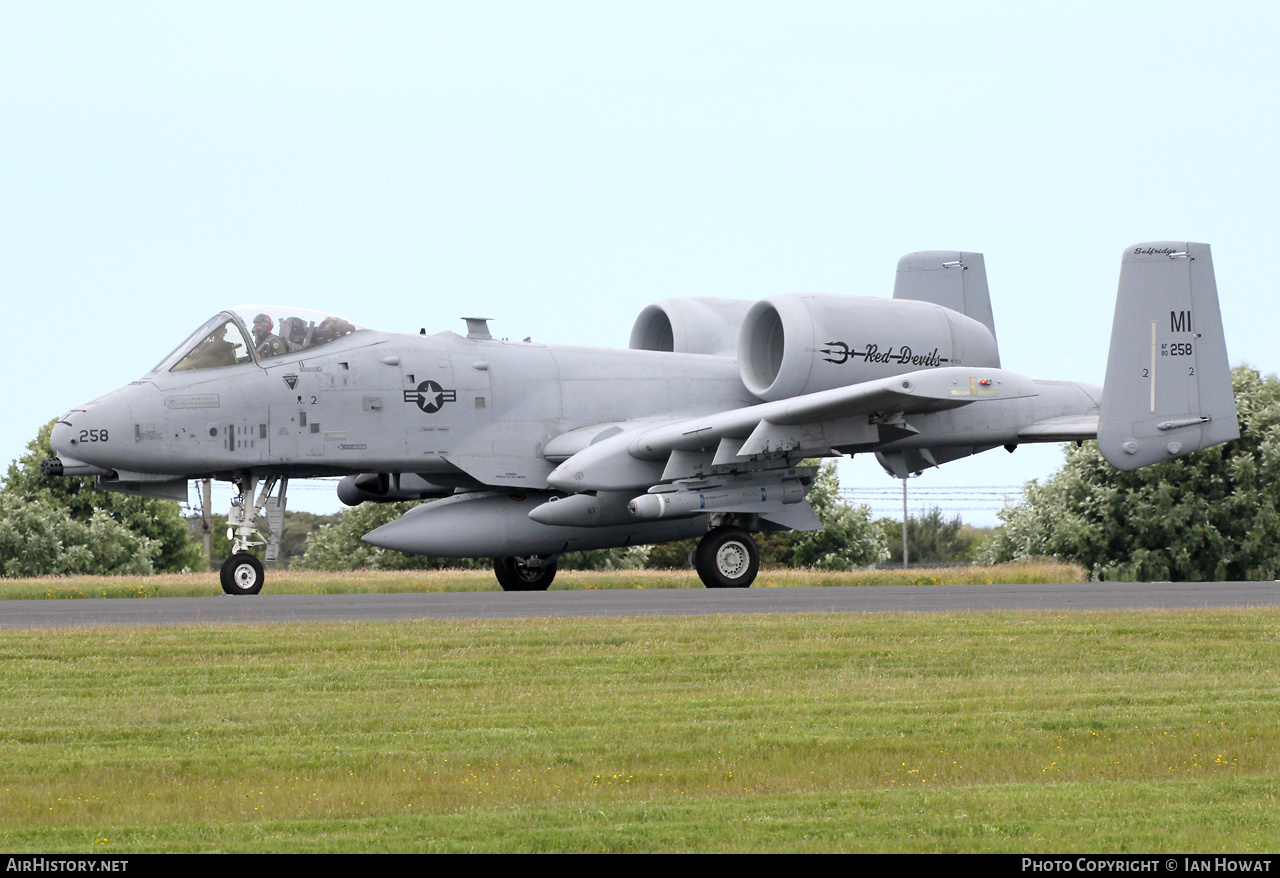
top-left (252, 313), bottom-right (287, 360)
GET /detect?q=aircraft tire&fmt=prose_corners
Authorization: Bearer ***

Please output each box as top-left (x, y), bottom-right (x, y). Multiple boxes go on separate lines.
top-left (220, 553), bottom-right (265, 596)
top-left (493, 556), bottom-right (557, 591)
top-left (695, 526), bottom-right (759, 588)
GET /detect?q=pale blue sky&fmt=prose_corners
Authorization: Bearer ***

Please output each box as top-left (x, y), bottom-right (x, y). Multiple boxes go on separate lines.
top-left (4, 2), bottom-right (1276, 523)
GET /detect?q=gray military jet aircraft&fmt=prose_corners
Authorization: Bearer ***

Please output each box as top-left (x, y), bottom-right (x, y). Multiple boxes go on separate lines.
top-left (43, 242), bottom-right (1238, 594)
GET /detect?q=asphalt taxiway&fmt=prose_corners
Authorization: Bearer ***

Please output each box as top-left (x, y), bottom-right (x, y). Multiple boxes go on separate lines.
top-left (0, 580), bottom-right (1276, 629)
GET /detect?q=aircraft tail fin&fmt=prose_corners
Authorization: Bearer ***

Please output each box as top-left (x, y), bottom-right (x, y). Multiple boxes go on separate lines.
top-left (893, 250), bottom-right (998, 365)
top-left (1098, 242), bottom-right (1238, 470)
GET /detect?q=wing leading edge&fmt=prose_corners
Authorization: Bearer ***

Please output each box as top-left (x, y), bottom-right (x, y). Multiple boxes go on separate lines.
top-left (547, 366), bottom-right (1040, 493)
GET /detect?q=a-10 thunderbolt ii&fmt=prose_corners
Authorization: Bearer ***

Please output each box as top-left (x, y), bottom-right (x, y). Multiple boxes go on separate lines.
top-left (42, 241), bottom-right (1238, 595)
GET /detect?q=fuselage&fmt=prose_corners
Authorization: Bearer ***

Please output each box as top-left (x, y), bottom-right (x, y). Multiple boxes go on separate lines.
top-left (50, 326), bottom-right (754, 481)
top-left (51, 319), bottom-right (1100, 487)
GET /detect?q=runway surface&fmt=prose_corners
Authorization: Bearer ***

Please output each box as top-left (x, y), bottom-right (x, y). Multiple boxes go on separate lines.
top-left (0, 581), bottom-right (1277, 629)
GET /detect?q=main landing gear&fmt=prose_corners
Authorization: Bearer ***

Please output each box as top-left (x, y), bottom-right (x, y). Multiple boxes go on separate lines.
top-left (694, 525), bottom-right (760, 588)
top-left (493, 555), bottom-right (558, 591)
top-left (490, 527), bottom-right (762, 592)
top-left (219, 475), bottom-right (287, 596)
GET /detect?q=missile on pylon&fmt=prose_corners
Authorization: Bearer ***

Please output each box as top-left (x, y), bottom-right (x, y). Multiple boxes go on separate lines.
top-left (628, 480), bottom-right (808, 521)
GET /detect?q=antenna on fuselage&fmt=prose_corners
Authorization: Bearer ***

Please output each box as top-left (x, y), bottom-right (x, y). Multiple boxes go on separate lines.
top-left (462, 317), bottom-right (493, 340)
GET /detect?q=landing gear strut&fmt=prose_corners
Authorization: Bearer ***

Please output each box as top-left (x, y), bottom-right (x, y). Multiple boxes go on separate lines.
top-left (493, 555), bottom-right (558, 591)
top-left (219, 475), bottom-right (287, 596)
top-left (695, 526), bottom-right (759, 588)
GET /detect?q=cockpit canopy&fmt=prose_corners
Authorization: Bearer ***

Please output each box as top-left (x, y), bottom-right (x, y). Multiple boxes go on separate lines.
top-left (153, 307), bottom-right (366, 373)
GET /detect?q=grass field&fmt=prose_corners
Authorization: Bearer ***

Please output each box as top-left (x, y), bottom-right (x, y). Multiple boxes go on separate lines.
top-left (0, 603), bottom-right (1276, 852)
top-left (0, 560), bottom-right (1088, 600)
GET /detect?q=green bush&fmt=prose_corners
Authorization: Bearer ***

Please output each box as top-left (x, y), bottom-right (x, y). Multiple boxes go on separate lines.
top-left (1, 420), bottom-right (203, 575)
top-left (980, 366), bottom-right (1280, 581)
top-left (0, 495), bottom-right (158, 577)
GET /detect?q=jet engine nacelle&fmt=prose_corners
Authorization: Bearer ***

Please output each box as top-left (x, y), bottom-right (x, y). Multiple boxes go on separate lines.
top-left (629, 297), bottom-right (754, 357)
top-left (737, 294), bottom-right (1001, 401)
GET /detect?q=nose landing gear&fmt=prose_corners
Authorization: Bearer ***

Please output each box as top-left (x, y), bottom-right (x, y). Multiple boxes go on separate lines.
top-left (219, 475), bottom-right (287, 596)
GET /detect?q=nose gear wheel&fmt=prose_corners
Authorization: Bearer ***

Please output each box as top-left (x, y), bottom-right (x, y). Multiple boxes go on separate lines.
top-left (220, 552), bottom-right (264, 595)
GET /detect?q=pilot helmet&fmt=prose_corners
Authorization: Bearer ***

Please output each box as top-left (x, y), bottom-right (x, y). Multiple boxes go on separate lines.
top-left (253, 313), bottom-right (273, 333)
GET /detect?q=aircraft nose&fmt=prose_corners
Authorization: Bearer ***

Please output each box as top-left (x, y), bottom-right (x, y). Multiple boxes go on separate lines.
top-left (48, 384), bottom-right (148, 467)
top-left (49, 419), bottom-right (75, 458)
top-left (44, 411), bottom-right (115, 478)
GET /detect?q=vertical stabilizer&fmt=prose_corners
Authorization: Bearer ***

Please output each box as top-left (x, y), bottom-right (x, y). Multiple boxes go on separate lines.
top-left (1098, 242), bottom-right (1238, 470)
top-left (893, 250), bottom-right (998, 364)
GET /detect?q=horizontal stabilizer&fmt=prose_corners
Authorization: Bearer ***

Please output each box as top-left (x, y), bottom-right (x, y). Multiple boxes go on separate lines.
top-left (1017, 414), bottom-right (1099, 442)
top-left (1098, 242), bottom-right (1238, 470)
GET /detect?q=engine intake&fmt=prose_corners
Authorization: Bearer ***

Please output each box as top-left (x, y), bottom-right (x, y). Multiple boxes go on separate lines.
top-left (629, 297), bottom-right (754, 357)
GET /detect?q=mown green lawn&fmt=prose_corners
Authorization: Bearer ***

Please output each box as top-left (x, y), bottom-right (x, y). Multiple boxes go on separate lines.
top-left (0, 607), bottom-right (1275, 852)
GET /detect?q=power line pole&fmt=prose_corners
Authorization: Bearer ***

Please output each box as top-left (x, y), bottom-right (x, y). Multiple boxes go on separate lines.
top-left (902, 476), bottom-right (909, 569)
top-left (200, 478), bottom-right (212, 569)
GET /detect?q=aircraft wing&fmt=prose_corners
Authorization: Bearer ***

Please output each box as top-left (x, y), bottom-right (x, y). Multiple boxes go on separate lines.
top-left (547, 366), bottom-right (1039, 492)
